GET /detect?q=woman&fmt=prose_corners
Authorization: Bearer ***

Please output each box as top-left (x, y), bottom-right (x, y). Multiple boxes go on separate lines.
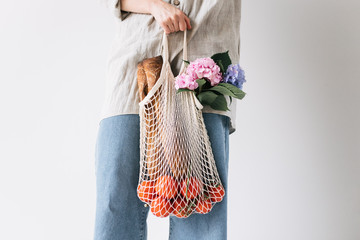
top-left (94, 0), bottom-right (241, 239)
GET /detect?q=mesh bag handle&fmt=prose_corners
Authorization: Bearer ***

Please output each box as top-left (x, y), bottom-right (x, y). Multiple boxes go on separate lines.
top-left (160, 29), bottom-right (188, 68)
top-left (158, 29), bottom-right (203, 110)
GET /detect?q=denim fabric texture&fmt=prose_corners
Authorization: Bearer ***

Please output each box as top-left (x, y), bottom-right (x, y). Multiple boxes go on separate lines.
top-left (94, 113), bottom-right (230, 240)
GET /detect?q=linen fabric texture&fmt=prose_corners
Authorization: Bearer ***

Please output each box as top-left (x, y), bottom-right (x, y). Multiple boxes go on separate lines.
top-left (101, 0), bottom-right (242, 134)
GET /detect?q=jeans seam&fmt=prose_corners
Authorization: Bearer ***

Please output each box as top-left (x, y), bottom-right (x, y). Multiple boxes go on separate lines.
top-left (168, 217), bottom-right (174, 240)
top-left (139, 207), bottom-right (147, 240)
top-left (225, 116), bottom-right (229, 186)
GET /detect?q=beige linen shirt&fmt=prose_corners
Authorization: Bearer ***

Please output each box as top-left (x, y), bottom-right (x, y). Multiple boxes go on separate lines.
top-left (101, 0), bottom-right (242, 134)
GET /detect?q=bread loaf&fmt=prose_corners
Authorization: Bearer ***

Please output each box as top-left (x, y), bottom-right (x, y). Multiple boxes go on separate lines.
top-left (137, 56), bottom-right (163, 180)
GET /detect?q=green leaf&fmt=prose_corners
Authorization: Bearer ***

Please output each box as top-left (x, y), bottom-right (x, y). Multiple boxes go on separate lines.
top-left (196, 78), bottom-right (206, 87)
top-left (217, 60), bottom-right (225, 73)
top-left (206, 85), bottom-right (237, 97)
top-left (202, 80), bottom-right (212, 91)
top-left (229, 96), bottom-right (233, 105)
top-left (197, 91), bottom-right (230, 111)
top-left (177, 88), bottom-right (193, 93)
top-left (210, 95), bottom-right (230, 111)
top-left (211, 51), bottom-right (231, 74)
top-left (218, 83), bottom-right (246, 99)
top-left (182, 59), bottom-right (190, 64)
top-left (197, 91), bottom-right (218, 105)
top-left (196, 78), bottom-right (207, 93)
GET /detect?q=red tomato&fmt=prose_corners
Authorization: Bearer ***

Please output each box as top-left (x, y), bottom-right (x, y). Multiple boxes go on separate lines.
top-left (137, 180), bottom-right (156, 203)
top-left (180, 177), bottom-right (202, 199)
top-left (155, 175), bottom-right (179, 199)
top-left (208, 184), bottom-right (225, 203)
top-left (196, 198), bottom-right (213, 214)
top-left (151, 196), bottom-right (173, 218)
top-left (172, 197), bottom-right (196, 218)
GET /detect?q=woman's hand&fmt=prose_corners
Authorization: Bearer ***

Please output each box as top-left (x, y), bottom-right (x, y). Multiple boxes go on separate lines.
top-left (149, 0), bottom-right (192, 34)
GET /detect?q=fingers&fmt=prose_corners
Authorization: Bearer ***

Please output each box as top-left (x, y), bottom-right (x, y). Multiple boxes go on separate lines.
top-left (173, 20), bottom-right (180, 32)
top-left (160, 21), bottom-right (172, 35)
top-left (184, 16), bottom-right (192, 30)
top-left (164, 26), bottom-right (172, 35)
top-left (166, 22), bottom-right (175, 35)
top-left (167, 16), bottom-right (190, 34)
top-left (168, 22), bottom-right (175, 32)
top-left (176, 14), bottom-right (191, 32)
top-left (178, 19), bottom-right (187, 31)
top-left (157, 5), bottom-right (191, 34)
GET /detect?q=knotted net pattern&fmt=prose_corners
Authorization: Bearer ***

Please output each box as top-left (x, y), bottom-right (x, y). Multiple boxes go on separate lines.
top-left (137, 29), bottom-right (225, 218)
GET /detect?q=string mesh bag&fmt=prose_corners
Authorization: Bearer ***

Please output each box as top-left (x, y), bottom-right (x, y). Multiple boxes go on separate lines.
top-left (137, 29), bottom-right (225, 218)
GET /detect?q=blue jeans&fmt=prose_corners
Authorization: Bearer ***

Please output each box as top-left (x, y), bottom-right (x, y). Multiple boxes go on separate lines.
top-left (94, 113), bottom-right (230, 240)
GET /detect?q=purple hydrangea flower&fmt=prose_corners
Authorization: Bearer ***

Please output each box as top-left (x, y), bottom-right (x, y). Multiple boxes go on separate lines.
top-left (222, 64), bottom-right (246, 89)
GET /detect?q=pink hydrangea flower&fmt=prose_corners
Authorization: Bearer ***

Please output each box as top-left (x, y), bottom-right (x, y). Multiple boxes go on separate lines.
top-left (175, 73), bottom-right (198, 90)
top-left (185, 57), bottom-right (223, 86)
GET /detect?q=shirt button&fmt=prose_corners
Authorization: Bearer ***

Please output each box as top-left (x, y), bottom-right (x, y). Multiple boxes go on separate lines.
top-left (174, 0), bottom-right (180, 6)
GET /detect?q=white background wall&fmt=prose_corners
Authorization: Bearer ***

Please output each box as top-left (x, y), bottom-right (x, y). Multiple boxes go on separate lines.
top-left (0, 0), bottom-right (359, 239)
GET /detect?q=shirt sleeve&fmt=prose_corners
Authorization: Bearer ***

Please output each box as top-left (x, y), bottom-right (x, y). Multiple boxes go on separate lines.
top-left (107, 0), bottom-right (131, 21)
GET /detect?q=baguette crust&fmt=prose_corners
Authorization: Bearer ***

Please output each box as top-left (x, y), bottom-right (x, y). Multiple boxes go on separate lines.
top-left (137, 56), bottom-right (163, 180)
